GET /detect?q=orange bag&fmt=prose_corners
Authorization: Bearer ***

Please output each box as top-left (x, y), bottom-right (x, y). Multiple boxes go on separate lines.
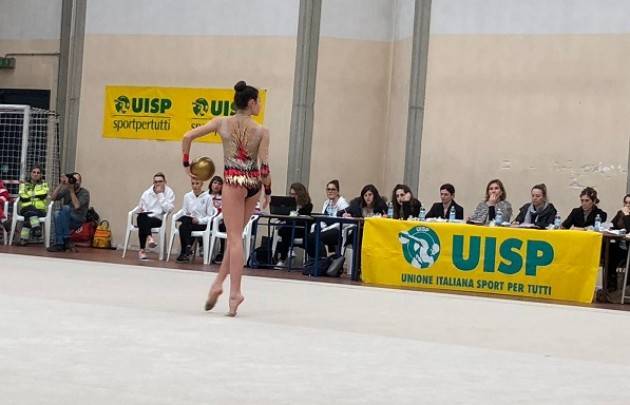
top-left (91, 220), bottom-right (112, 249)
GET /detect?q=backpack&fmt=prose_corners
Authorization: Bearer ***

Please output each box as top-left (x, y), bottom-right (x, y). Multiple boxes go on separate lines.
top-left (86, 207), bottom-right (100, 223)
top-left (248, 236), bottom-right (274, 268)
top-left (303, 253), bottom-right (345, 277)
top-left (92, 220), bottom-right (112, 249)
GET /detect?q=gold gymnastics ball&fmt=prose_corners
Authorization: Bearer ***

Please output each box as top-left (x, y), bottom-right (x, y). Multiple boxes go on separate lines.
top-left (190, 156), bottom-right (215, 181)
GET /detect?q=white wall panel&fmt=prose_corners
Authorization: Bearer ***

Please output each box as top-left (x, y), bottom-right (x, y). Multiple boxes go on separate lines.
top-left (86, 0), bottom-right (299, 37)
top-left (432, 0), bottom-right (630, 34)
top-left (0, 0), bottom-right (62, 40)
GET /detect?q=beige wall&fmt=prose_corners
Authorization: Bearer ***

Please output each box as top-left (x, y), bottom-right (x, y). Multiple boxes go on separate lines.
top-left (5, 0), bottom-right (630, 253)
top-left (309, 38), bottom-right (391, 208)
top-left (0, 39), bottom-right (59, 107)
top-left (76, 35), bottom-right (296, 247)
top-left (420, 34), bottom-right (630, 220)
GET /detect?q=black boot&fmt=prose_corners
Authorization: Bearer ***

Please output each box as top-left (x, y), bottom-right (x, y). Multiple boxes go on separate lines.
top-left (176, 245), bottom-right (192, 263)
top-left (32, 226), bottom-right (42, 238)
top-left (47, 244), bottom-right (65, 252)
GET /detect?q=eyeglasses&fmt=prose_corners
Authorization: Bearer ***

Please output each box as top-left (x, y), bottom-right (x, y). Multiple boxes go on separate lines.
top-left (31, 171), bottom-right (41, 174)
top-left (580, 198), bottom-right (591, 202)
top-left (396, 193), bottom-right (405, 198)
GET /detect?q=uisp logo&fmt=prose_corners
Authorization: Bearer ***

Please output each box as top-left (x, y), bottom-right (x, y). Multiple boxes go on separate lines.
top-left (399, 226), bottom-right (441, 269)
top-left (113, 95), bottom-right (172, 114)
top-left (192, 98), bottom-right (209, 117)
top-left (114, 96), bottom-right (130, 113)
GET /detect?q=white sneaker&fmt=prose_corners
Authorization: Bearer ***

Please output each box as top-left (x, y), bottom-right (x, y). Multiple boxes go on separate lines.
top-left (275, 260), bottom-right (285, 268)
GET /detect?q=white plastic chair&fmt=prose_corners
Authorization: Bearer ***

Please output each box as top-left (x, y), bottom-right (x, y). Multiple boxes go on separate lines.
top-left (9, 197), bottom-right (53, 247)
top-left (122, 206), bottom-right (171, 260)
top-left (207, 213), bottom-right (258, 264)
top-left (2, 200), bottom-right (8, 245)
top-left (166, 207), bottom-right (218, 264)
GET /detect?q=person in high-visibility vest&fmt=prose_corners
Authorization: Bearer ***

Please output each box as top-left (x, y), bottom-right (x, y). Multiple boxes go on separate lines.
top-left (18, 165), bottom-right (49, 244)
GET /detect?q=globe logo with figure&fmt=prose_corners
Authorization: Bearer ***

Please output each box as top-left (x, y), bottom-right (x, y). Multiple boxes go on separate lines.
top-left (192, 98), bottom-right (209, 117)
top-left (399, 226), bottom-right (441, 269)
top-left (114, 95), bottom-right (130, 113)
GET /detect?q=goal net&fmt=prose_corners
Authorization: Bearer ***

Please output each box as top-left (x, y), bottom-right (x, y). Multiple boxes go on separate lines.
top-left (0, 104), bottom-right (61, 200)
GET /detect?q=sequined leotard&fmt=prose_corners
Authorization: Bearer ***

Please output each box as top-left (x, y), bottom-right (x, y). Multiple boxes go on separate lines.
top-left (219, 117), bottom-right (270, 198)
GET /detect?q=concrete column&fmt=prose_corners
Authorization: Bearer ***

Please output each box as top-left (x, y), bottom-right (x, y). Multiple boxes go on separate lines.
top-left (286, 0), bottom-right (322, 190)
top-left (56, 0), bottom-right (87, 173)
top-left (403, 0), bottom-right (432, 194)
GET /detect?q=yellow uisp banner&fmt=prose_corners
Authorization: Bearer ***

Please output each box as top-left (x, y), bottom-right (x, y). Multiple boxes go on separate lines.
top-left (103, 85), bottom-right (267, 142)
top-left (361, 218), bottom-right (602, 303)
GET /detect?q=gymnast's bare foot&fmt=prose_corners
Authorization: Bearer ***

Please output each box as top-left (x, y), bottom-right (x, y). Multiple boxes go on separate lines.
top-left (204, 288), bottom-right (223, 311)
top-left (226, 294), bottom-right (245, 317)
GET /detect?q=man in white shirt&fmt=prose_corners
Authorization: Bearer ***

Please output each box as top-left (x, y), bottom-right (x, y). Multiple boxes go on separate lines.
top-left (136, 172), bottom-right (175, 260)
top-left (177, 178), bottom-right (214, 263)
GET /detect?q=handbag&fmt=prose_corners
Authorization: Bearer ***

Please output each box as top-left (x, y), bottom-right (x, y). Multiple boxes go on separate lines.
top-left (92, 220), bottom-right (112, 249)
top-left (70, 221), bottom-right (96, 247)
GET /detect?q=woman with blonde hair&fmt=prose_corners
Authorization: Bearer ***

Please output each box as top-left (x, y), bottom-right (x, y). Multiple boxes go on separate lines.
top-left (513, 183), bottom-right (557, 228)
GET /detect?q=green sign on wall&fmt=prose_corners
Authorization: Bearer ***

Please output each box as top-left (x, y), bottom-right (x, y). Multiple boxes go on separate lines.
top-left (0, 57), bottom-right (16, 69)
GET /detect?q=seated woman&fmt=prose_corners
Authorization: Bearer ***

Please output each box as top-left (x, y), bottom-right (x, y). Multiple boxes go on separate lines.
top-left (17, 165), bottom-right (49, 244)
top-left (561, 186), bottom-right (607, 229)
top-left (275, 182), bottom-right (313, 265)
top-left (136, 172), bottom-right (175, 260)
top-left (306, 179), bottom-right (349, 260)
top-left (513, 183), bottom-right (557, 228)
top-left (425, 183), bottom-right (464, 220)
top-left (469, 179), bottom-right (512, 224)
top-left (342, 184), bottom-right (388, 218)
top-left (391, 184), bottom-right (421, 220)
top-left (604, 194), bottom-right (630, 292)
top-left (176, 178), bottom-right (214, 263)
top-left (209, 175), bottom-right (223, 210)
top-left (340, 184), bottom-right (387, 251)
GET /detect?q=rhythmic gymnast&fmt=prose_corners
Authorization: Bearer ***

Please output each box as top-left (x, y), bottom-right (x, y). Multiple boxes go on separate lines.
top-left (182, 81), bottom-right (271, 316)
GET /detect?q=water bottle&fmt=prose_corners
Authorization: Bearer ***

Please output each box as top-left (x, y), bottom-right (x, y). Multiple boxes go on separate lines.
top-left (495, 208), bottom-right (503, 226)
top-left (448, 206), bottom-right (456, 221)
top-left (419, 207), bottom-right (426, 221)
top-left (387, 201), bottom-right (394, 218)
top-left (594, 213), bottom-right (602, 231)
top-left (553, 213), bottom-right (561, 229)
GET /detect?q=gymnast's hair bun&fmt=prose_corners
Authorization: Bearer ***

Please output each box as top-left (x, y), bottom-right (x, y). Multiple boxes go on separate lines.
top-left (234, 81), bottom-right (247, 92)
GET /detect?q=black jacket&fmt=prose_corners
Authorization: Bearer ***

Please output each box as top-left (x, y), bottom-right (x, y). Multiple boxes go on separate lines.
top-left (610, 210), bottom-right (630, 232)
top-left (514, 203), bottom-right (557, 228)
top-left (297, 202), bottom-right (313, 216)
top-left (425, 201), bottom-right (464, 220)
top-left (561, 206), bottom-right (607, 229)
top-left (340, 197), bottom-right (387, 218)
top-left (394, 198), bottom-right (421, 220)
